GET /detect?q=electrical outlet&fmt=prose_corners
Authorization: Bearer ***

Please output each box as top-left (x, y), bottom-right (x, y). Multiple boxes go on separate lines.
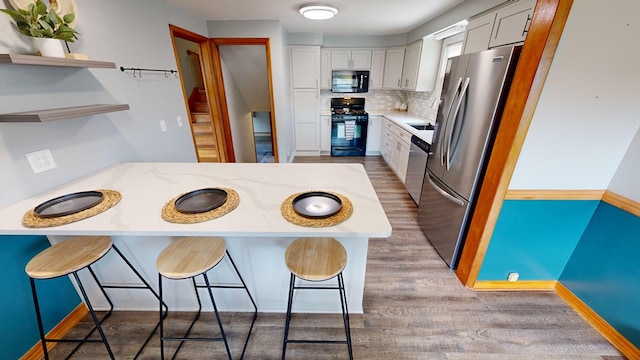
top-left (160, 120), bottom-right (167, 132)
top-left (177, 116), bottom-right (183, 127)
top-left (25, 149), bottom-right (57, 174)
top-left (507, 272), bottom-right (519, 282)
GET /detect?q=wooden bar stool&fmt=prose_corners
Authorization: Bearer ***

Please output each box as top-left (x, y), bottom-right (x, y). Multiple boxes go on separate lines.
top-left (156, 236), bottom-right (257, 360)
top-left (25, 236), bottom-right (165, 360)
top-left (282, 237), bottom-right (353, 360)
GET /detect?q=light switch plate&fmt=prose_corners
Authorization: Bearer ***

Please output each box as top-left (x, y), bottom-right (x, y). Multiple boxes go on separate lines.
top-left (160, 120), bottom-right (167, 132)
top-left (25, 149), bottom-right (57, 174)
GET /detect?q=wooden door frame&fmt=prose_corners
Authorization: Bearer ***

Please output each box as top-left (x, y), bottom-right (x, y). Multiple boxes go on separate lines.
top-left (209, 38), bottom-right (279, 163)
top-left (455, 0), bottom-right (574, 287)
top-left (168, 24), bottom-right (228, 162)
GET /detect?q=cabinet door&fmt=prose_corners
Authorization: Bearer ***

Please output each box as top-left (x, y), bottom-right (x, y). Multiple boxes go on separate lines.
top-left (351, 50), bottom-right (372, 69)
top-left (382, 48), bottom-right (405, 89)
top-left (320, 50), bottom-right (331, 90)
top-left (489, 0), bottom-right (535, 48)
top-left (330, 50), bottom-right (351, 69)
top-left (293, 89), bottom-right (319, 151)
top-left (397, 140), bottom-right (411, 184)
top-left (462, 12), bottom-right (496, 54)
top-left (366, 115), bottom-right (382, 154)
top-left (291, 46), bottom-right (320, 88)
top-left (369, 50), bottom-right (386, 89)
top-left (401, 41), bottom-right (421, 89)
top-left (320, 115), bottom-right (332, 152)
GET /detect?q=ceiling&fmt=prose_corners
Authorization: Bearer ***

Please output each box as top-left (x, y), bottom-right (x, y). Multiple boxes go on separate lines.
top-left (167, 0), bottom-right (465, 36)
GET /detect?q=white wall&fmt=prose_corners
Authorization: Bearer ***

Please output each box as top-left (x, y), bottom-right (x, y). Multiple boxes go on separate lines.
top-left (608, 130), bottom-right (640, 203)
top-left (174, 37), bottom-right (200, 96)
top-left (509, 0), bottom-right (640, 190)
top-left (221, 58), bottom-right (256, 163)
top-left (0, 0), bottom-right (208, 208)
top-left (206, 20), bottom-right (294, 162)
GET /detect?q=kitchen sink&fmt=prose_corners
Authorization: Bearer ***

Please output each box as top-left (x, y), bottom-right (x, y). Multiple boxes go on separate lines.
top-left (408, 123), bottom-right (434, 131)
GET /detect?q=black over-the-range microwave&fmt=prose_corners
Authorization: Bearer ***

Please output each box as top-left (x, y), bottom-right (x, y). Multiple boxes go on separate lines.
top-left (331, 70), bottom-right (369, 93)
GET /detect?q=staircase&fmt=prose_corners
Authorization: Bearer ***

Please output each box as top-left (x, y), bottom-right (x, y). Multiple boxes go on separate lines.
top-left (189, 89), bottom-right (219, 162)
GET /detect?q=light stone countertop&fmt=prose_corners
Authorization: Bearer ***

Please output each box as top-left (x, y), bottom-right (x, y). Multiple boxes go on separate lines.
top-left (0, 162), bottom-right (392, 238)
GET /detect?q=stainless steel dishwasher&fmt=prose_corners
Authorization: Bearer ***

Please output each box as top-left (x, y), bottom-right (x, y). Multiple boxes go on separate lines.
top-left (405, 135), bottom-right (430, 205)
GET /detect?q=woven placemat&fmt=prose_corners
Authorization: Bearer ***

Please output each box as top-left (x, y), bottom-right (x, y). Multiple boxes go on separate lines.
top-left (281, 191), bottom-right (353, 227)
top-left (161, 188), bottom-right (239, 224)
top-left (22, 189), bottom-right (122, 228)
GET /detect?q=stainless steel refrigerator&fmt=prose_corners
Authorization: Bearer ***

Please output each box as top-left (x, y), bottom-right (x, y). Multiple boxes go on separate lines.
top-left (417, 46), bottom-right (522, 269)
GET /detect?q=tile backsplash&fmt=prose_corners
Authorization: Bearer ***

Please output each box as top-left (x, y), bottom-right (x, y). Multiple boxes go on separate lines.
top-left (321, 89), bottom-right (440, 123)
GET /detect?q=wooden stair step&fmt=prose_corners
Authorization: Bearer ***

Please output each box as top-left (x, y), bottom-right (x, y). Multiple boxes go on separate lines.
top-left (190, 102), bottom-right (209, 113)
top-left (191, 113), bottom-right (211, 123)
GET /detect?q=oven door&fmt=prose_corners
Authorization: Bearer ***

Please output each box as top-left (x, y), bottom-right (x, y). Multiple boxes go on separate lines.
top-left (331, 117), bottom-right (368, 156)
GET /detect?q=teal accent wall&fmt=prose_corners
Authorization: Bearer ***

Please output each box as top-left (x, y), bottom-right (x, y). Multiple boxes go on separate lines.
top-left (560, 202), bottom-right (640, 348)
top-left (478, 200), bottom-right (599, 280)
top-left (0, 236), bottom-right (81, 359)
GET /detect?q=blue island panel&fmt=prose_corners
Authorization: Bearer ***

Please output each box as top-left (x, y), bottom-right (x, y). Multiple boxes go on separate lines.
top-left (478, 199), bottom-right (599, 280)
top-left (560, 202), bottom-right (640, 348)
top-left (0, 235), bottom-right (80, 359)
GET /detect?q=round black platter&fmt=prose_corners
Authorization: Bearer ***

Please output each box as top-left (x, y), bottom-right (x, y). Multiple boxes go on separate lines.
top-left (174, 188), bottom-right (228, 214)
top-left (34, 191), bottom-right (104, 218)
top-left (292, 191), bottom-right (342, 219)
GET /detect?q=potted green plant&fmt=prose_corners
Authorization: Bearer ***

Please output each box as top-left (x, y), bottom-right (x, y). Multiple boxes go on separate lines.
top-left (1, 0), bottom-right (79, 57)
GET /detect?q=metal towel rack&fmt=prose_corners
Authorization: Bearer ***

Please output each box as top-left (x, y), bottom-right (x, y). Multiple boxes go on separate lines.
top-left (120, 66), bottom-right (178, 78)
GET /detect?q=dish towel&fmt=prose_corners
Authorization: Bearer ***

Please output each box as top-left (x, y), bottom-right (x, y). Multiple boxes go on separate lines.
top-left (344, 120), bottom-right (356, 141)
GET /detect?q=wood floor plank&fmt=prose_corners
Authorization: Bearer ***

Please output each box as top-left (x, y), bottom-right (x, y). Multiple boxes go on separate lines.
top-left (43, 156), bottom-right (623, 359)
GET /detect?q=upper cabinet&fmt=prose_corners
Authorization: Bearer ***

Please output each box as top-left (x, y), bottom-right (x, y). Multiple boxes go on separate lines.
top-left (488, 0), bottom-right (535, 48)
top-left (290, 46), bottom-right (320, 89)
top-left (462, 12), bottom-right (497, 54)
top-left (369, 49), bottom-right (386, 90)
top-left (330, 49), bottom-right (372, 70)
top-left (320, 50), bottom-right (331, 90)
top-left (401, 38), bottom-right (442, 92)
top-left (382, 47), bottom-right (405, 89)
top-left (462, 0), bottom-right (536, 54)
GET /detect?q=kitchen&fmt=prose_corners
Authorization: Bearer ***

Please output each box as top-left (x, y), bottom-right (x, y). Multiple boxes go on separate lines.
top-left (1, 0), bottom-right (639, 359)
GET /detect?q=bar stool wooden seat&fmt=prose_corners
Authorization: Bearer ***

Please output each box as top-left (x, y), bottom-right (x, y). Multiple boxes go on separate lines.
top-left (26, 236), bottom-right (165, 360)
top-left (156, 236), bottom-right (257, 360)
top-left (282, 237), bottom-right (353, 360)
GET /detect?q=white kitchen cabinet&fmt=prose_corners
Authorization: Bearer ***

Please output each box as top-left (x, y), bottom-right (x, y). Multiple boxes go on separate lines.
top-left (401, 38), bottom-right (442, 92)
top-left (366, 115), bottom-right (382, 155)
top-left (369, 49), bottom-right (386, 89)
top-left (381, 118), bottom-right (412, 183)
top-left (461, 0), bottom-right (536, 54)
top-left (489, 0), bottom-right (535, 48)
top-left (290, 46), bottom-right (320, 89)
top-left (320, 50), bottom-right (331, 90)
top-left (462, 12), bottom-right (496, 54)
top-left (293, 89), bottom-right (320, 152)
top-left (382, 47), bottom-right (405, 89)
top-left (320, 115), bottom-right (331, 152)
top-left (330, 49), bottom-right (372, 70)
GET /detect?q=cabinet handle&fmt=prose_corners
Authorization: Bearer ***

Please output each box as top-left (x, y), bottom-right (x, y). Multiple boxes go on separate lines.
top-left (405, 79), bottom-right (409, 87)
top-left (522, 14), bottom-right (532, 36)
top-left (397, 79), bottom-right (400, 87)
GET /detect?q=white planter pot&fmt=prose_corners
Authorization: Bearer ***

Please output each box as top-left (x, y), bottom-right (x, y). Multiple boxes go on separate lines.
top-left (32, 38), bottom-right (66, 58)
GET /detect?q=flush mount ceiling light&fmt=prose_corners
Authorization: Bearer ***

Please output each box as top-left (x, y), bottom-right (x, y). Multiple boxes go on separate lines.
top-left (299, 4), bottom-right (338, 20)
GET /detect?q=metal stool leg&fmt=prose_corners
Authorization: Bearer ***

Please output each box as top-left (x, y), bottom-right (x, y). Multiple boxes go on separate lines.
top-left (282, 273), bottom-right (296, 360)
top-left (338, 273), bottom-right (353, 360)
top-left (29, 278), bottom-right (50, 360)
top-left (225, 250), bottom-right (258, 359)
top-left (159, 274), bottom-right (165, 360)
top-left (203, 273), bottom-right (233, 360)
top-left (73, 272), bottom-right (116, 359)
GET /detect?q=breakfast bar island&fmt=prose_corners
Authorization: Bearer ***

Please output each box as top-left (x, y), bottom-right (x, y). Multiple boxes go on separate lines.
top-left (0, 162), bottom-right (392, 313)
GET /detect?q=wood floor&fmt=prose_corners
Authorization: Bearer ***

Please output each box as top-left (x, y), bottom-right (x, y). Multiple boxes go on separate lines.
top-left (46, 156), bottom-right (624, 359)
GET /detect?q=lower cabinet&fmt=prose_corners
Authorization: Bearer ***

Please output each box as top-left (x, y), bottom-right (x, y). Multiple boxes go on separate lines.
top-left (320, 115), bottom-right (331, 152)
top-left (366, 115), bottom-right (382, 155)
top-left (293, 89), bottom-right (320, 153)
top-left (381, 118), bottom-right (411, 183)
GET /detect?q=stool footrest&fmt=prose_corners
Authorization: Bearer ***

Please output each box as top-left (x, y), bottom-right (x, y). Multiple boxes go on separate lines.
top-left (286, 339), bottom-right (349, 344)
top-left (163, 336), bottom-right (225, 342)
top-left (293, 285), bottom-right (340, 290)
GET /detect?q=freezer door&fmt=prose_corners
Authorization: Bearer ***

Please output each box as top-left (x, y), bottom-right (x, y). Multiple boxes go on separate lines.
top-left (427, 53), bottom-right (471, 181)
top-left (417, 170), bottom-right (471, 268)
top-left (440, 46), bottom-right (520, 201)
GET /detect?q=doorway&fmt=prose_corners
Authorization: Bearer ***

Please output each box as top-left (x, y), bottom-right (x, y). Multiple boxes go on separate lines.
top-left (210, 38), bottom-right (279, 163)
top-left (169, 25), bottom-right (227, 162)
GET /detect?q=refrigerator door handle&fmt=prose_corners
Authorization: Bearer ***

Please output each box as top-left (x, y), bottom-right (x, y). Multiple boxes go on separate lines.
top-left (440, 77), bottom-right (463, 167)
top-left (427, 174), bottom-right (465, 207)
top-left (445, 77), bottom-right (471, 170)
